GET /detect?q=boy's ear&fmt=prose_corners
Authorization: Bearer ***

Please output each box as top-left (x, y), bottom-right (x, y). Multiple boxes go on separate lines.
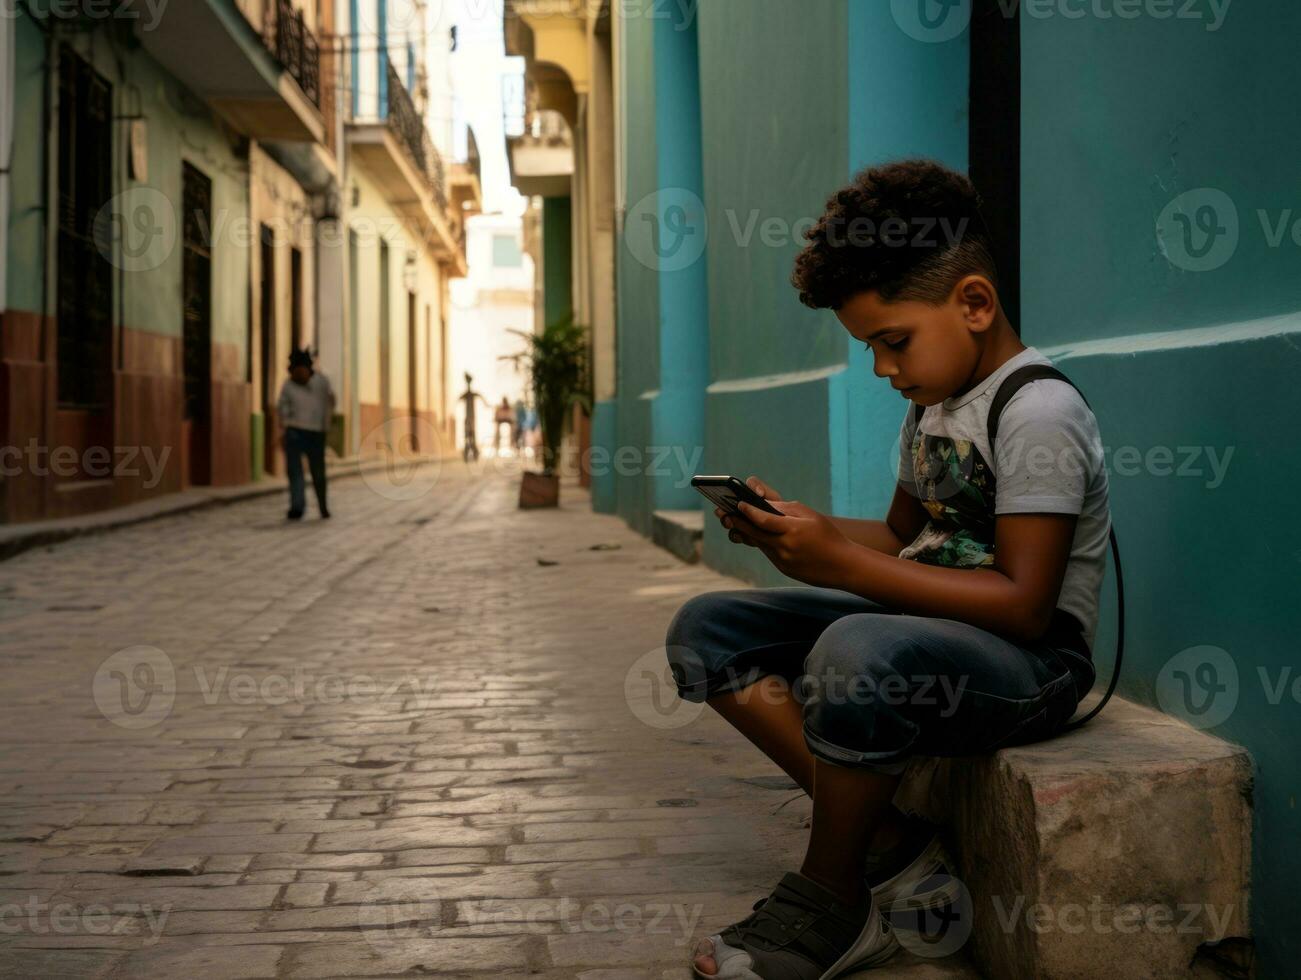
top-left (954, 275), bottom-right (998, 333)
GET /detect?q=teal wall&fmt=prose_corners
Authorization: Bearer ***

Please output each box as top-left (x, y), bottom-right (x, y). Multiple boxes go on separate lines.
top-left (1019, 8), bottom-right (1301, 975)
top-left (608, 0), bottom-right (1298, 971)
top-left (694, 0), bottom-right (851, 582)
top-left (5, 15), bottom-right (249, 360)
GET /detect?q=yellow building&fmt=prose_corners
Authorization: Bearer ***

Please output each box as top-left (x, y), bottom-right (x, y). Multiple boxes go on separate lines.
top-left (504, 0), bottom-right (617, 484)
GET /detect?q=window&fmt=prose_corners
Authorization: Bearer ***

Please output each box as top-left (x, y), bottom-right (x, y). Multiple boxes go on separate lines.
top-left (492, 234), bottom-right (523, 268)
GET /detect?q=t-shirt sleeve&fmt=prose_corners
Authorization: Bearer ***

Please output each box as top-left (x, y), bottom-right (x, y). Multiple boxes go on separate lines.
top-left (994, 381), bottom-right (1103, 516)
top-left (897, 405), bottom-right (919, 496)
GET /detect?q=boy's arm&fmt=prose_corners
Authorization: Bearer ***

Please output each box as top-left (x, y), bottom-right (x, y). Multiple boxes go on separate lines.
top-left (827, 484), bottom-right (930, 556)
top-left (732, 501), bottom-right (1076, 644)
top-left (735, 477), bottom-right (926, 556)
top-left (828, 512), bottom-right (1077, 642)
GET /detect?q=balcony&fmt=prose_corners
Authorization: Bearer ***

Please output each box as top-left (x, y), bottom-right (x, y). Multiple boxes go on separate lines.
top-left (264, 0), bottom-right (320, 107)
top-left (502, 1), bottom-right (579, 198)
top-left (449, 130), bottom-right (484, 218)
top-left (507, 107), bottom-right (574, 198)
top-left (346, 61), bottom-right (464, 275)
top-left (383, 62), bottom-right (449, 215)
top-left (135, 0), bottom-right (324, 143)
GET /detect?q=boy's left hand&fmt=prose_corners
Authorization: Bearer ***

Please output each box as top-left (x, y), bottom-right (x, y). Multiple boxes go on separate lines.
top-left (730, 499), bottom-right (855, 588)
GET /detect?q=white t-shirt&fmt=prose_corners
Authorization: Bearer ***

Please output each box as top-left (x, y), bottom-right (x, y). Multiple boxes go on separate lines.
top-left (896, 347), bottom-right (1111, 651)
top-left (276, 373), bottom-right (335, 433)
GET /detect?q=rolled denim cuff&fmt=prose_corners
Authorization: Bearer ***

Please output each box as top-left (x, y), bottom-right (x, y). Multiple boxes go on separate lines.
top-left (801, 720), bottom-right (916, 776)
top-left (671, 661), bottom-right (769, 704)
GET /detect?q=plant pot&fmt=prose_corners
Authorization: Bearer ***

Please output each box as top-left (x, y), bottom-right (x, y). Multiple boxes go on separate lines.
top-left (519, 470), bottom-right (560, 509)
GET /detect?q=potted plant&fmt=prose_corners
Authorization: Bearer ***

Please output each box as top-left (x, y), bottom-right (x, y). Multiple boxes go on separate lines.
top-left (501, 316), bottom-right (591, 508)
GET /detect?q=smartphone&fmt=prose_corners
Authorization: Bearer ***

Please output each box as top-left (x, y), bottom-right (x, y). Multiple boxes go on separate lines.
top-left (691, 475), bottom-right (783, 517)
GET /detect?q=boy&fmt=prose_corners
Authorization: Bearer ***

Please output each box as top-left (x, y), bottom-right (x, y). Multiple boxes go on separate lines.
top-left (666, 160), bottom-right (1110, 979)
top-left (276, 348), bottom-right (335, 520)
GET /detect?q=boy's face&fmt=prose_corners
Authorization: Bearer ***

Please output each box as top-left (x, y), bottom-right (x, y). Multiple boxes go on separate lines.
top-left (834, 276), bottom-right (996, 406)
top-left (290, 365), bottom-right (312, 385)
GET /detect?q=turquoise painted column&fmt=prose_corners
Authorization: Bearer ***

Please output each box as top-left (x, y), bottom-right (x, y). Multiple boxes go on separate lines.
top-left (649, 3), bottom-right (708, 514)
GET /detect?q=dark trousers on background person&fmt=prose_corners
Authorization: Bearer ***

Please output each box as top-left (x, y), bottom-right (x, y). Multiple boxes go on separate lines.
top-left (284, 426), bottom-right (327, 516)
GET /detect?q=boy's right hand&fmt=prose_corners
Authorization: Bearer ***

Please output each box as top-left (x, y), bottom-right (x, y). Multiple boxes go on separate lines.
top-left (716, 476), bottom-right (783, 547)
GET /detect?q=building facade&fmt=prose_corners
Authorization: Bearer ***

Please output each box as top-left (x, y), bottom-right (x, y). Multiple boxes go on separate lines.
top-left (504, 0), bottom-right (617, 484)
top-left (338, 0), bottom-right (476, 458)
top-left (0, 1), bottom-right (331, 517)
top-left (0, 0), bottom-right (475, 519)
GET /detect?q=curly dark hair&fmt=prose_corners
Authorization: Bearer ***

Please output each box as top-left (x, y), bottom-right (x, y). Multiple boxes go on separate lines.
top-left (791, 159), bottom-right (1000, 310)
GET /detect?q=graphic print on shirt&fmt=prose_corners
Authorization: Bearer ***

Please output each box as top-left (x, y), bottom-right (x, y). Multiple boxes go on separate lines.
top-left (898, 430), bottom-right (997, 568)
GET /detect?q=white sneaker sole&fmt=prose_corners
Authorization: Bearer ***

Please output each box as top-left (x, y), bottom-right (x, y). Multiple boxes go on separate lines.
top-left (689, 903), bottom-right (900, 980)
top-left (818, 903), bottom-right (900, 978)
top-left (869, 835), bottom-right (958, 912)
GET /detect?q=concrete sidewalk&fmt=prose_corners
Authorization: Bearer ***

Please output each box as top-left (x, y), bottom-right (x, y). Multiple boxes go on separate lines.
top-left (0, 453), bottom-right (457, 563)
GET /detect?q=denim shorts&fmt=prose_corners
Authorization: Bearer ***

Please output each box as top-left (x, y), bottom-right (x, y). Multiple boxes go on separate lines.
top-left (664, 587), bottom-right (1095, 774)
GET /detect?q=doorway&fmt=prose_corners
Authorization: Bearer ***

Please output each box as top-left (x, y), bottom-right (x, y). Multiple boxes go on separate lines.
top-left (407, 290), bottom-right (418, 452)
top-left (260, 224), bottom-right (277, 474)
top-left (181, 162), bottom-right (213, 486)
top-left (969, 2), bottom-right (1021, 332)
top-left (379, 240), bottom-right (391, 421)
top-left (54, 45), bottom-right (113, 481)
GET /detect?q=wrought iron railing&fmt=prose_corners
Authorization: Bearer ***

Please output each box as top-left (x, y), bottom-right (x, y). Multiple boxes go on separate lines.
top-left (267, 0), bottom-right (320, 106)
top-left (384, 61), bottom-right (448, 213)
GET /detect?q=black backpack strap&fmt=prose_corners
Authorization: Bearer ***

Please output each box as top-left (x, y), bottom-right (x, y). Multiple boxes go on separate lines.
top-left (985, 362), bottom-right (1122, 731)
top-left (986, 364), bottom-right (1087, 447)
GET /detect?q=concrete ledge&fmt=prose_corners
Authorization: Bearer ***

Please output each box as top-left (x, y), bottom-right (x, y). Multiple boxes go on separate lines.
top-left (653, 509), bottom-right (703, 564)
top-left (897, 697), bottom-right (1252, 979)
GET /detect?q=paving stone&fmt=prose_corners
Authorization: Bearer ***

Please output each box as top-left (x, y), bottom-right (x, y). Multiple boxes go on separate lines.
top-left (118, 942), bottom-right (283, 978)
top-left (505, 839), bottom-right (642, 864)
top-left (0, 469), bottom-right (982, 976)
top-left (284, 936), bottom-right (534, 976)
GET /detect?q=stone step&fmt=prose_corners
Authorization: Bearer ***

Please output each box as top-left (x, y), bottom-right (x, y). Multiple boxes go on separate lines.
top-left (653, 509), bottom-right (704, 564)
top-left (895, 696), bottom-right (1252, 979)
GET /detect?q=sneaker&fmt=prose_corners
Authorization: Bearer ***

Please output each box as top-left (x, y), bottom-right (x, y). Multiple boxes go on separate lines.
top-left (691, 871), bottom-right (898, 979)
top-left (865, 818), bottom-right (960, 914)
top-left (286, 509), bottom-right (304, 521)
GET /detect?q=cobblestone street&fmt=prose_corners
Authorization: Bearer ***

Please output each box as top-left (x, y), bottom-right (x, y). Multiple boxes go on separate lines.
top-left (0, 463), bottom-right (973, 979)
